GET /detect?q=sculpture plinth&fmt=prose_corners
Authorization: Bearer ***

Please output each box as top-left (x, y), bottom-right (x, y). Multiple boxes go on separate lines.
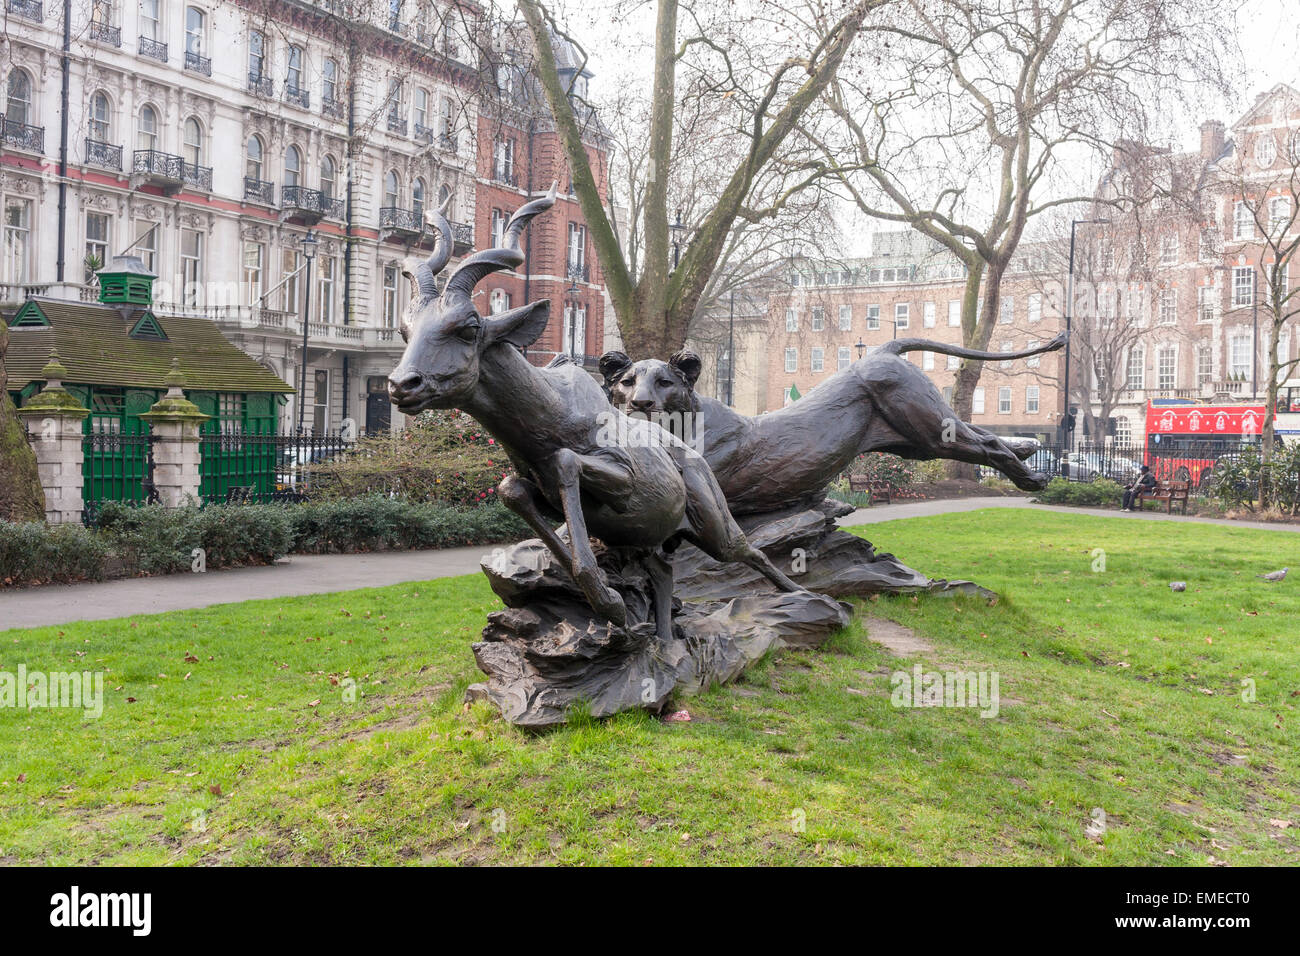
top-left (465, 498), bottom-right (991, 728)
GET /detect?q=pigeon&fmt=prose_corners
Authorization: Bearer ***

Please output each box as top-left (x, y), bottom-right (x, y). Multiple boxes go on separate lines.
top-left (1169, 582), bottom-right (1186, 592)
top-left (1257, 568), bottom-right (1288, 583)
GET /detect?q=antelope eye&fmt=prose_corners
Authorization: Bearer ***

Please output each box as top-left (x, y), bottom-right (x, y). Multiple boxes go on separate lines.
top-left (622, 376), bottom-right (635, 386)
top-left (657, 379), bottom-right (673, 388)
top-left (456, 323), bottom-right (479, 342)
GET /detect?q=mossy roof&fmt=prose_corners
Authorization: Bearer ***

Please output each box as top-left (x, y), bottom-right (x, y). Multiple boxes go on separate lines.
top-left (4, 299), bottom-right (292, 393)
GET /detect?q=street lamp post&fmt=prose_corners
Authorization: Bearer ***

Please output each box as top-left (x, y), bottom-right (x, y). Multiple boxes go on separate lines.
top-left (669, 210), bottom-right (684, 270)
top-left (855, 338), bottom-right (866, 360)
top-left (726, 289), bottom-right (735, 407)
top-left (566, 276), bottom-right (580, 359)
top-left (296, 230), bottom-right (318, 434)
top-left (1064, 217), bottom-right (1110, 453)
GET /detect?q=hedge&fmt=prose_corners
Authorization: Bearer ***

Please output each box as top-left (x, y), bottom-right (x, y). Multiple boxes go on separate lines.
top-left (1, 496), bottom-right (530, 588)
top-left (1032, 477), bottom-right (1126, 507)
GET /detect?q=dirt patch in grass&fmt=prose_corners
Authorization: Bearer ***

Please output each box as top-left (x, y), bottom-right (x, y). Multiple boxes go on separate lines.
top-left (862, 617), bottom-right (933, 656)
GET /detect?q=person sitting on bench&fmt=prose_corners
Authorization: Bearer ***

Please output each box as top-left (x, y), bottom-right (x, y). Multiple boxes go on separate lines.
top-left (1122, 465), bottom-right (1158, 511)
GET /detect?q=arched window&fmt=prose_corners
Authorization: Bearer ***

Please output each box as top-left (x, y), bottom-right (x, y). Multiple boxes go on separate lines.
top-left (183, 117), bottom-right (203, 166)
top-left (89, 91), bottom-right (111, 142)
top-left (5, 70), bottom-right (32, 127)
top-left (320, 155), bottom-right (336, 198)
top-left (285, 145), bottom-right (301, 187)
top-left (384, 170), bottom-right (399, 208)
top-left (246, 135), bottom-right (264, 181)
top-left (185, 6), bottom-right (206, 55)
top-left (137, 105), bottom-right (159, 151)
top-left (413, 177), bottom-right (426, 221)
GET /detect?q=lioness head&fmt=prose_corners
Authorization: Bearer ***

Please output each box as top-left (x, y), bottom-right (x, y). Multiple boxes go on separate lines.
top-left (598, 350), bottom-right (702, 415)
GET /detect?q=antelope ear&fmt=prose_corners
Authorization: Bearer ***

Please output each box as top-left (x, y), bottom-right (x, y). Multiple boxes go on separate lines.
top-left (669, 350), bottom-right (703, 388)
top-left (598, 350), bottom-right (633, 386)
top-left (484, 299), bottom-right (549, 350)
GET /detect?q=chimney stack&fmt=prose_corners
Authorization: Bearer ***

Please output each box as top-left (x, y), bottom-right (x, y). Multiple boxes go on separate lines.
top-left (1200, 120), bottom-right (1226, 162)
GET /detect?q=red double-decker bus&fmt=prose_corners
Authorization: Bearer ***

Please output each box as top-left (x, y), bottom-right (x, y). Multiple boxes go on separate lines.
top-left (1143, 403), bottom-right (1266, 487)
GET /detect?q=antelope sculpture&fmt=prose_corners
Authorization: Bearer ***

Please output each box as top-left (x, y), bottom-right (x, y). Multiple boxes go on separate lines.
top-left (388, 186), bottom-right (804, 641)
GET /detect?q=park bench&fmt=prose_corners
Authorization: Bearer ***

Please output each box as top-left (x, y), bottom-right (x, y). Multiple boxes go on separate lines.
top-left (1136, 479), bottom-right (1190, 514)
top-left (848, 475), bottom-right (893, 504)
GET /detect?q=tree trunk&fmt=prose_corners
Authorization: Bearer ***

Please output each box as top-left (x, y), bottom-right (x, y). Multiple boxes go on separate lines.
top-left (0, 324), bottom-right (47, 523)
top-left (947, 262), bottom-right (999, 479)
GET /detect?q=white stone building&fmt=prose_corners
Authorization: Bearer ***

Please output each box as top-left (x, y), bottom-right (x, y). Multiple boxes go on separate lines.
top-left (2, 0), bottom-right (482, 434)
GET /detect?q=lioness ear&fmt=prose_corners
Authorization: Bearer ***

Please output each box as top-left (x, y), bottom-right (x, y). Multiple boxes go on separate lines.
top-left (484, 300), bottom-right (549, 350)
top-left (669, 350), bottom-right (703, 388)
top-left (598, 350), bottom-right (633, 386)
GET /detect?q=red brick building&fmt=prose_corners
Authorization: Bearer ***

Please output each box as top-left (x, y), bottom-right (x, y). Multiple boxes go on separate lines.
top-left (764, 234), bottom-right (1067, 442)
top-left (475, 39), bottom-right (610, 369)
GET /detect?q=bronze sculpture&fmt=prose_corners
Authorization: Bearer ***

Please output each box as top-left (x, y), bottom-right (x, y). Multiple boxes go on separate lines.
top-left (599, 335), bottom-right (1066, 516)
top-left (388, 186), bottom-right (807, 645)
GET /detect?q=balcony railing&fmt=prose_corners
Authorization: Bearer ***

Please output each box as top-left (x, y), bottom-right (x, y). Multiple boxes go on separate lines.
top-left (566, 262), bottom-right (591, 283)
top-left (1, 117), bottom-right (44, 153)
top-left (184, 50), bottom-right (212, 76)
top-left (244, 177), bottom-right (276, 205)
top-left (282, 186), bottom-right (343, 222)
top-left (438, 132), bottom-right (457, 154)
top-left (7, 0), bottom-right (41, 22)
top-left (284, 84), bottom-right (310, 109)
top-left (84, 138), bottom-right (122, 170)
top-left (451, 221), bottom-right (473, 250)
top-left (379, 206), bottom-right (421, 235)
top-left (133, 150), bottom-right (211, 191)
top-left (321, 97), bottom-right (345, 120)
top-left (138, 36), bottom-right (167, 62)
top-left (493, 168), bottom-right (518, 187)
top-left (248, 72), bottom-right (273, 97)
top-left (387, 114), bottom-right (407, 136)
top-left (413, 122), bottom-right (435, 145)
top-left (388, 18), bottom-right (407, 35)
top-left (89, 21), bottom-right (121, 46)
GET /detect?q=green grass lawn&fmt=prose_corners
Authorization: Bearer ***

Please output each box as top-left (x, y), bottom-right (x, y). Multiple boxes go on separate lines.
top-left (1, 509), bottom-right (1296, 865)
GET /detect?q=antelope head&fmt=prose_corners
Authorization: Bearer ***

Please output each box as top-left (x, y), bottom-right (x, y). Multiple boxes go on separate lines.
top-left (388, 184), bottom-right (556, 414)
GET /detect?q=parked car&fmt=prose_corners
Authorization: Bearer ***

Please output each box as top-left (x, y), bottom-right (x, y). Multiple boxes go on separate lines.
top-left (1060, 452), bottom-right (1142, 484)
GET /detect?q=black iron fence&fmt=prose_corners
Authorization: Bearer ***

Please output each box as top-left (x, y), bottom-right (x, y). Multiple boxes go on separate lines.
top-left (979, 437), bottom-right (1270, 495)
top-left (198, 430), bottom-right (353, 505)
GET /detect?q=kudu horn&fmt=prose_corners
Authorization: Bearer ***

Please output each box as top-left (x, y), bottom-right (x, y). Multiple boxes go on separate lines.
top-left (442, 182), bottom-right (558, 306)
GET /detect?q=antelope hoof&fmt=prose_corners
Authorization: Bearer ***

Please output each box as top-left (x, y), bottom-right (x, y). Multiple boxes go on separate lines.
top-left (1015, 470), bottom-right (1051, 492)
top-left (594, 587), bottom-right (628, 627)
top-left (577, 566), bottom-right (627, 626)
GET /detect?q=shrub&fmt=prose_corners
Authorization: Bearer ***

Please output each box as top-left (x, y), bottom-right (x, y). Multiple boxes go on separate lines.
top-left (0, 520), bottom-right (109, 585)
top-left (286, 496), bottom-right (529, 553)
top-left (1208, 444), bottom-right (1300, 513)
top-left (94, 503), bottom-right (294, 573)
top-left (844, 452), bottom-right (917, 488)
top-left (306, 410), bottom-right (510, 505)
top-left (1033, 477), bottom-right (1125, 508)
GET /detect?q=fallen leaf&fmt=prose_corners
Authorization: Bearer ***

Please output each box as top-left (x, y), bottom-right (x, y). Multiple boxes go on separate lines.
top-left (1269, 819), bottom-right (1292, 829)
top-left (209, 784), bottom-right (222, 796)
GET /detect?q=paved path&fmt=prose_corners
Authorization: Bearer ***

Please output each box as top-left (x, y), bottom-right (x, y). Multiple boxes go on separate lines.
top-left (3, 497), bottom-right (1296, 631)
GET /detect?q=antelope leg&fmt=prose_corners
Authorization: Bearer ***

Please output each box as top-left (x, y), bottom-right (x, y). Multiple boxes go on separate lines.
top-left (554, 448), bottom-right (628, 626)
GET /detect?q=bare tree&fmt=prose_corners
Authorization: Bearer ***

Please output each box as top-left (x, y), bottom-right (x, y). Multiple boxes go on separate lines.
top-left (807, 0), bottom-right (1228, 472)
top-left (515, 0), bottom-right (888, 358)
